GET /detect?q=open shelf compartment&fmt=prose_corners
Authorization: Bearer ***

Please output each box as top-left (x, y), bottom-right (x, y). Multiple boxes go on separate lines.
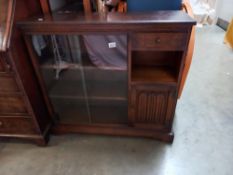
top-left (131, 51), bottom-right (183, 84)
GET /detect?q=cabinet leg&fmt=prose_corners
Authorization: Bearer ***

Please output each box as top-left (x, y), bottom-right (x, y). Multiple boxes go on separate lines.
top-left (152, 132), bottom-right (174, 143)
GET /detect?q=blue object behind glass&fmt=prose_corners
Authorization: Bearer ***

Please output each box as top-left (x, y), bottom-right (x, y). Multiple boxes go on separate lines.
top-left (127, 0), bottom-right (182, 12)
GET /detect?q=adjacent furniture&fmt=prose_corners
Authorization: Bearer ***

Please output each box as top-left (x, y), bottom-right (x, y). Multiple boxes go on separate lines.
top-left (0, 0), bottom-right (52, 145)
top-left (19, 11), bottom-right (195, 142)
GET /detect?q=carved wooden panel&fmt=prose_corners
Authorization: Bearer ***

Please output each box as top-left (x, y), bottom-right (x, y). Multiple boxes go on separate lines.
top-left (136, 91), bottom-right (168, 124)
top-left (130, 85), bottom-right (176, 126)
top-left (131, 33), bottom-right (187, 51)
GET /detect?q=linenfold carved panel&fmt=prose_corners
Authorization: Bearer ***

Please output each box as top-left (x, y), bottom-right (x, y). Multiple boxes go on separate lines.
top-left (135, 90), bottom-right (168, 124)
top-left (130, 85), bottom-right (176, 127)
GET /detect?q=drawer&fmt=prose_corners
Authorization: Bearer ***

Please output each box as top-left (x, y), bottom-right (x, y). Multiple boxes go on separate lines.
top-left (0, 95), bottom-right (28, 114)
top-left (0, 75), bottom-right (19, 92)
top-left (131, 33), bottom-right (187, 51)
top-left (0, 117), bottom-right (37, 135)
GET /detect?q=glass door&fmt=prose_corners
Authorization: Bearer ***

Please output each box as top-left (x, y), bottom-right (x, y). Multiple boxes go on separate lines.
top-left (31, 34), bottom-right (128, 124)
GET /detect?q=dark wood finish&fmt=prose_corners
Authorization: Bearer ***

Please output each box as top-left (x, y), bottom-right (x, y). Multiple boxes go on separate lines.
top-left (0, 53), bottom-right (11, 72)
top-left (131, 33), bottom-right (187, 51)
top-left (39, 0), bottom-right (51, 14)
top-left (52, 123), bottom-right (174, 143)
top-left (131, 66), bottom-right (177, 84)
top-left (129, 85), bottom-right (176, 129)
top-left (0, 93), bottom-right (28, 114)
top-left (0, 0), bottom-right (52, 145)
top-left (0, 74), bottom-right (19, 92)
top-left (19, 11), bottom-right (195, 143)
top-left (0, 59), bottom-right (4, 71)
top-left (18, 11), bottom-right (195, 33)
top-left (83, 0), bottom-right (92, 13)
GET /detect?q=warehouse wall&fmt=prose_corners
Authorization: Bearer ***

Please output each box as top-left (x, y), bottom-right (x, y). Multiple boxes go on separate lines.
top-left (216, 0), bottom-right (233, 22)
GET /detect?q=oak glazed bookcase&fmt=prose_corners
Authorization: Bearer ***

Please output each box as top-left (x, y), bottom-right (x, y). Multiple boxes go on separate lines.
top-left (18, 11), bottom-right (195, 143)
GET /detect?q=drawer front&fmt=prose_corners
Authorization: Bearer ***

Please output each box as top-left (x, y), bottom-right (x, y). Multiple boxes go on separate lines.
top-left (131, 33), bottom-right (187, 51)
top-left (0, 95), bottom-right (28, 114)
top-left (0, 117), bottom-right (37, 135)
top-left (0, 75), bottom-right (19, 92)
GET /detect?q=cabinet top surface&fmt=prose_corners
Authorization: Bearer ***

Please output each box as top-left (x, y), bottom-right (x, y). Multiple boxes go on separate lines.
top-left (20, 11), bottom-right (195, 24)
top-left (18, 11), bottom-right (196, 33)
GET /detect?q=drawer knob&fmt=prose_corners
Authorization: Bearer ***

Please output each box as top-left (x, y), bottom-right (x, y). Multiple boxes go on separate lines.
top-left (0, 121), bottom-right (3, 127)
top-left (6, 64), bottom-right (11, 70)
top-left (155, 38), bottom-right (161, 44)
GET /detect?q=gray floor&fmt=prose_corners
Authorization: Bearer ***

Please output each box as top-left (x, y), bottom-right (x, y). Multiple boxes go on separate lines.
top-left (0, 26), bottom-right (233, 175)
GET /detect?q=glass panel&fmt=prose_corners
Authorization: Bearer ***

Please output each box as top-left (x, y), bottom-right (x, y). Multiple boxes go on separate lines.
top-left (83, 35), bottom-right (128, 124)
top-left (31, 34), bottom-right (128, 124)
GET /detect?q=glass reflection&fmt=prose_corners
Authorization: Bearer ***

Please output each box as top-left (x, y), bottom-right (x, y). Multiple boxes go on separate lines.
top-left (32, 34), bottom-right (128, 124)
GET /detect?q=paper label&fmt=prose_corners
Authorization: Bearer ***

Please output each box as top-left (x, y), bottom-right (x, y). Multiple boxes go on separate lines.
top-left (108, 42), bottom-right (116, 48)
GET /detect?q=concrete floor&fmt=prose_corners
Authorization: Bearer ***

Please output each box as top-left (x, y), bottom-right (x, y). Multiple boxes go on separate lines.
top-left (0, 26), bottom-right (233, 175)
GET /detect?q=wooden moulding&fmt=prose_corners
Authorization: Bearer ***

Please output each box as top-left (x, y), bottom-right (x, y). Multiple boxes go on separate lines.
top-left (52, 123), bottom-right (174, 143)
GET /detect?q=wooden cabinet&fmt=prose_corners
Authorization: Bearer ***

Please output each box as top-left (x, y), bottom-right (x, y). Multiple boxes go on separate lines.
top-left (0, 74), bottom-right (19, 92)
top-left (0, 58), bottom-right (5, 72)
top-left (18, 11), bottom-right (195, 143)
top-left (131, 33), bottom-right (187, 51)
top-left (129, 28), bottom-right (191, 141)
top-left (0, 0), bottom-right (52, 145)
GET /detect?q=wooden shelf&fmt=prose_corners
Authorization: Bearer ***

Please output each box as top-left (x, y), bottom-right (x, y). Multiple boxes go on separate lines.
top-left (131, 66), bottom-right (177, 84)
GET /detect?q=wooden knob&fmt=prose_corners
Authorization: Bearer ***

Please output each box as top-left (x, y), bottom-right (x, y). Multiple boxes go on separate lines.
top-left (6, 64), bottom-right (11, 70)
top-left (0, 121), bottom-right (3, 127)
top-left (155, 38), bottom-right (161, 44)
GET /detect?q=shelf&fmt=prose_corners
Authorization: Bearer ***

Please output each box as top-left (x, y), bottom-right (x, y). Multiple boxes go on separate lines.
top-left (131, 66), bottom-right (177, 84)
top-left (48, 76), bottom-right (127, 100)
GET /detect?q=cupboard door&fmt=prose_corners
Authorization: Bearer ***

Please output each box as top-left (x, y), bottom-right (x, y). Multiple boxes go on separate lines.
top-left (130, 85), bottom-right (177, 129)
